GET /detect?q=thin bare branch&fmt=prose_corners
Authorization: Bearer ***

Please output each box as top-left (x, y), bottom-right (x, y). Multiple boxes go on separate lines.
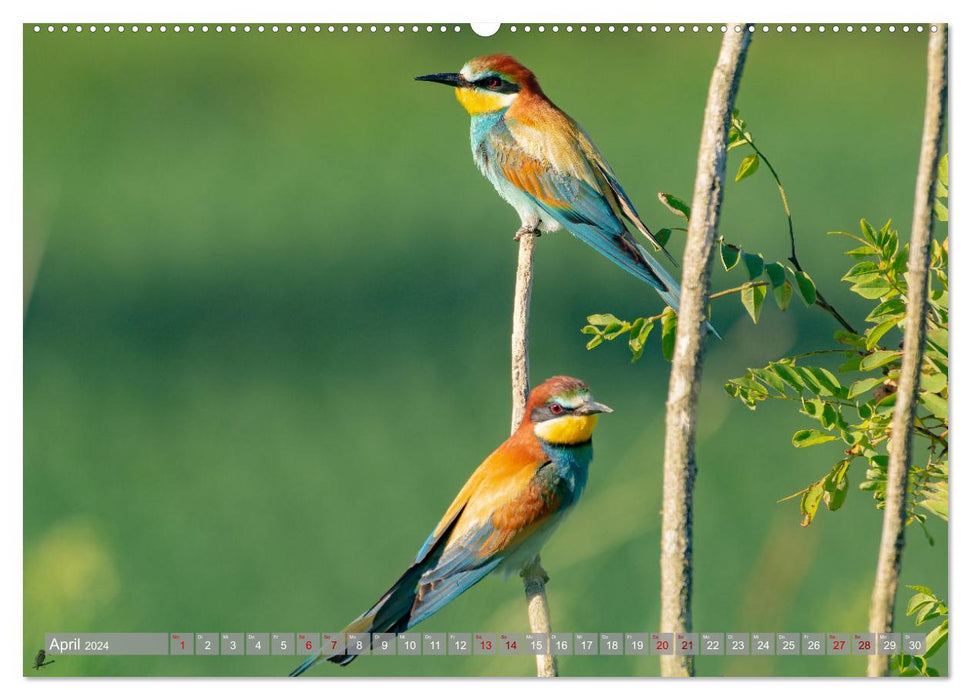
top-left (867, 24), bottom-right (947, 678)
top-left (511, 231), bottom-right (537, 431)
top-left (510, 230), bottom-right (558, 677)
top-left (659, 24), bottom-right (752, 677)
top-left (732, 119), bottom-right (857, 334)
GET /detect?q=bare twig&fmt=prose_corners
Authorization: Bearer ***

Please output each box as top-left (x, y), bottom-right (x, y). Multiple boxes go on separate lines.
top-left (867, 24), bottom-right (947, 678)
top-left (510, 230), bottom-right (558, 677)
top-left (511, 231), bottom-right (537, 431)
top-left (732, 119), bottom-right (857, 334)
top-left (659, 25), bottom-right (752, 677)
top-left (521, 555), bottom-right (557, 677)
top-left (708, 279), bottom-right (766, 300)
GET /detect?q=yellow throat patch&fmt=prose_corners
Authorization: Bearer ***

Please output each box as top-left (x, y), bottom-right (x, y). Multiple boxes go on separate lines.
top-left (454, 87), bottom-right (511, 115)
top-left (533, 414), bottom-right (599, 445)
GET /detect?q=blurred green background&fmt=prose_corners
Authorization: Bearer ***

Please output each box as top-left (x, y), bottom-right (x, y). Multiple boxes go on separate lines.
top-left (24, 24), bottom-right (947, 677)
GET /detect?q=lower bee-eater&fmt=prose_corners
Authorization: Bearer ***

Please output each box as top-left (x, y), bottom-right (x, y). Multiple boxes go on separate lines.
top-left (289, 375), bottom-right (611, 675)
top-left (416, 53), bottom-right (684, 312)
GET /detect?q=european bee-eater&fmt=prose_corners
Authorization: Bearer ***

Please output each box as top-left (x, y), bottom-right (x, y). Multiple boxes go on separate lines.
top-left (289, 376), bottom-right (611, 675)
top-left (416, 54), bottom-right (682, 311)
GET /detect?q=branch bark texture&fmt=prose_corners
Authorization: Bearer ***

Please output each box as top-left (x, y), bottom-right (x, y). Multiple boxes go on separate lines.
top-left (511, 231), bottom-right (536, 432)
top-left (867, 24), bottom-right (947, 678)
top-left (659, 25), bottom-right (752, 677)
top-left (509, 230), bottom-right (558, 677)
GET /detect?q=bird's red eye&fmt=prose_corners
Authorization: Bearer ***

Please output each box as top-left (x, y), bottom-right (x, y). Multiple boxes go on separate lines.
top-left (549, 403), bottom-right (564, 415)
top-left (487, 77), bottom-right (501, 89)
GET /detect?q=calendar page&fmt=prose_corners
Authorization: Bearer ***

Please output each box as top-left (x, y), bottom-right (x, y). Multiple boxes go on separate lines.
top-left (23, 20), bottom-right (949, 680)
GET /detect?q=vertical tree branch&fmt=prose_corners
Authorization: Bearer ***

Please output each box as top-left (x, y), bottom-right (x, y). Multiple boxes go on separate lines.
top-left (510, 230), bottom-right (558, 677)
top-left (867, 24), bottom-right (947, 678)
top-left (521, 555), bottom-right (557, 677)
top-left (511, 232), bottom-right (536, 432)
top-left (659, 25), bottom-right (751, 677)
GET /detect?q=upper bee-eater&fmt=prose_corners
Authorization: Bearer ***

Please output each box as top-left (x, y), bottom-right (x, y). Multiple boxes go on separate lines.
top-left (289, 375), bottom-right (611, 675)
top-left (416, 53), bottom-right (683, 311)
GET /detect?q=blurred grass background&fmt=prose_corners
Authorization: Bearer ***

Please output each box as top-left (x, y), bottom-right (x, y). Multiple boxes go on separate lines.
top-left (23, 24), bottom-right (947, 676)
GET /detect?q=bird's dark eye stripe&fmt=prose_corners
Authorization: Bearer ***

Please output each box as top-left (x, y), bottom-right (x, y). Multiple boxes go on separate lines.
top-left (473, 76), bottom-right (520, 94)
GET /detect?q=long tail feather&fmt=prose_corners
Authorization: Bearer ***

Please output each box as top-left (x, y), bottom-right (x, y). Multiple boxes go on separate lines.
top-left (559, 221), bottom-right (722, 339)
top-left (289, 507), bottom-right (468, 676)
top-left (288, 654), bottom-right (320, 677)
top-left (288, 568), bottom-right (421, 675)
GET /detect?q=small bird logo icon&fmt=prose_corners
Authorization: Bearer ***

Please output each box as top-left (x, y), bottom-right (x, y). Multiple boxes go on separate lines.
top-left (33, 649), bottom-right (55, 670)
top-left (416, 54), bottom-right (682, 310)
top-left (290, 376), bottom-right (611, 675)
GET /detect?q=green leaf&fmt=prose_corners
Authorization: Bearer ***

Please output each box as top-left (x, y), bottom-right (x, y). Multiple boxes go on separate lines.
top-left (661, 307), bottom-right (677, 362)
top-left (913, 655), bottom-right (928, 676)
top-left (801, 397), bottom-right (824, 420)
top-left (764, 262), bottom-right (786, 288)
top-left (629, 320), bottom-right (654, 363)
top-left (874, 393), bottom-right (898, 415)
top-left (938, 152), bottom-right (948, 187)
top-left (848, 377), bottom-right (883, 399)
top-left (727, 134), bottom-right (748, 151)
top-left (920, 372), bottom-right (947, 394)
top-left (860, 350), bottom-right (901, 371)
top-left (850, 277), bottom-right (893, 300)
top-left (794, 270), bottom-right (817, 305)
top-left (919, 392), bottom-right (948, 421)
top-left (891, 249), bottom-right (909, 274)
top-left (915, 606), bottom-right (941, 627)
top-left (793, 367), bottom-right (822, 395)
top-left (771, 363), bottom-right (805, 392)
top-left (742, 252), bottom-right (764, 280)
top-left (587, 313), bottom-right (622, 326)
top-left (804, 367), bottom-right (843, 397)
top-left (800, 480), bottom-right (825, 526)
top-left (792, 429), bottom-right (837, 448)
top-left (752, 367), bottom-right (787, 394)
top-left (861, 219), bottom-right (880, 245)
top-left (865, 317), bottom-right (899, 350)
top-left (655, 228), bottom-right (673, 247)
top-left (906, 593), bottom-right (936, 616)
top-left (720, 242), bottom-right (741, 271)
top-left (773, 280), bottom-right (793, 311)
top-left (585, 335), bottom-right (604, 350)
top-left (740, 284), bottom-right (767, 324)
top-left (926, 327), bottom-right (948, 352)
top-left (834, 330), bottom-right (866, 348)
top-left (821, 403), bottom-right (839, 430)
top-left (919, 491), bottom-right (948, 521)
top-left (934, 198), bottom-right (948, 222)
top-left (843, 260), bottom-right (881, 282)
top-left (658, 192), bottom-right (691, 220)
top-left (603, 322), bottom-right (629, 340)
top-left (823, 462), bottom-right (849, 511)
top-left (924, 620), bottom-right (947, 659)
top-left (735, 154), bottom-right (760, 182)
top-left (866, 298), bottom-right (906, 323)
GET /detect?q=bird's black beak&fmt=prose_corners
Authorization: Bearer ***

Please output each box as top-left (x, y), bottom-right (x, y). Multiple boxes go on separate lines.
top-left (415, 72), bottom-right (465, 87)
top-left (576, 399), bottom-right (613, 416)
